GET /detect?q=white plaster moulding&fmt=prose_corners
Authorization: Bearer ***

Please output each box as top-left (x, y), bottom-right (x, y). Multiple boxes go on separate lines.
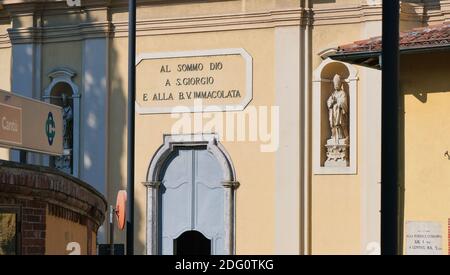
top-left (312, 58), bottom-right (358, 175)
top-left (43, 67), bottom-right (81, 177)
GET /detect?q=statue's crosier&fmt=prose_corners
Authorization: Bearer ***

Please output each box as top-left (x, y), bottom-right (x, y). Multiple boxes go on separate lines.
top-left (325, 74), bottom-right (349, 167)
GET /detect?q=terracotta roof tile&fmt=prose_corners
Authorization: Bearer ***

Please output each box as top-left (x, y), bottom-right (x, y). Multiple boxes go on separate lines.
top-left (337, 23), bottom-right (450, 54)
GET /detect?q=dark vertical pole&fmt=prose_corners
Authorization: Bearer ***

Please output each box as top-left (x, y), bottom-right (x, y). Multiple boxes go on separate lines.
top-left (110, 205), bottom-right (115, 255)
top-left (126, 0), bottom-right (136, 255)
top-left (381, 0), bottom-right (400, 255)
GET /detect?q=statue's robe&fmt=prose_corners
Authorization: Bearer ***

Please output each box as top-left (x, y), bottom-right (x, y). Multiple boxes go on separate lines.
top-left (327, 89), bottom-right (348, 140)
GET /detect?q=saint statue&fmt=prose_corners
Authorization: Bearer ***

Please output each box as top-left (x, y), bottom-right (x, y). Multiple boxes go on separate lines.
top-left (324, 74), bottom-right (349, 167)
top-left (327, 74), bottom-right (349, 144)
top-left (61, 93), bottom-right (73, 150)
top-left (54, 93), bottom-right (73, 174)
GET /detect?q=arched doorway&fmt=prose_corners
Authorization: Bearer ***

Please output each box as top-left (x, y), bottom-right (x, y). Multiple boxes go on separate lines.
top-left (174, 230), bottom-right (211, 255)
top-left (144, 134), bottom-right (239, 255)
top-left (159, 146), bottom-right (224, 255)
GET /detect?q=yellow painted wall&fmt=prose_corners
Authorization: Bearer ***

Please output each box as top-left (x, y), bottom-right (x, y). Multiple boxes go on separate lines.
top-left (0, 47), bottom-right (10, 91)
top-left (45, 213), bottom-right (89, 255)
top-left (311, 24), bottom-right (363, 254)
top-left (401, 52), bottom-right (450, 255)
top-left (107, 0), bottom-right (383, 255)
top-left (0, 22), bottom-right (11, 160)
top-left (109, 26), bottom-right (277, 254)
top-left (0, 45), bottom-right (11, 160)
top-left (41, 41), bottom-right (82, 90)
top-left (0, 51), bottom-right (10, 90)
top-left (106, 0), bottom-right (324, 255)
top-left (112, 0), bottom-right (300, 22)
top-left (5, 0), bottom-right (446, 256)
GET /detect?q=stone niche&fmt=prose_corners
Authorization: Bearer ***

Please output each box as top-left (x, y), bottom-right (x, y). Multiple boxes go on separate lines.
top-left (313, 58), bottom-right (358, 175)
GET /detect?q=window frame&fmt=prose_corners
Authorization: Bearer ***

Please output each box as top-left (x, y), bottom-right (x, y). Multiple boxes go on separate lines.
top-left (0, 206), bottom-right (22, 255)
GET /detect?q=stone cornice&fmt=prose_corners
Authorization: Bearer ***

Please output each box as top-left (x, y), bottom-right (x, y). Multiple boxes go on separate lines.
top-left (0, 6), bottom-right (399, 46)
top-left (312, 4), bottom-right (382, 26)
top-left (0, 11), bottom-right (11, 48)
top-left (8, 21), bottom-right (112, 44)
top-left (1, 0), bottom-right (111, 12)
top-left (1, 1), bottom-right (449, 45)
top-left (426, 1), bottom-right (450, 23)
top-left (6, 7), bottom-right (303, 44)
top-left (113, 8), bottom-right (303, 38)
top-left (0, 32), bottom-right (11, 48)
top-left (310, 1), bottom-right (450, 26)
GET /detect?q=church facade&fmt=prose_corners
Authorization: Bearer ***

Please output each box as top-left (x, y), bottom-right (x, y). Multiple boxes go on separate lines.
top-left (0, 0), bottom-right (449, 255)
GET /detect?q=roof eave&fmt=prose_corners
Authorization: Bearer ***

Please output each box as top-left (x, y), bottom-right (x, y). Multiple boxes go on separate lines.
top-left (328, 51), bottom-right (381, 69)
top-left (328, 44), bottom-right (450, 70)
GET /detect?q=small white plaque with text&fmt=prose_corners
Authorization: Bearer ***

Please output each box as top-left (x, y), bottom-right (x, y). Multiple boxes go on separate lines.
top-left (406, 221), bottom-right (442, 255)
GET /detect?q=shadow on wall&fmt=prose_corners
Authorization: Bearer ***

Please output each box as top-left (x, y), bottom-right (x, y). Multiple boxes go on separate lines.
top-left (401, 1), bottom-right (426, 30)
top-left (108, 23), bottom-right (145, 254)
top-left (401, 0), bottom-right (442, 29)
top-left (422, 0), bottom-right (441, 11)
top-left (78, 8), bottom-right (145, 254)
top-left (401, 52), bottom-right (450, 103)
top-left (9, 17), bottom-right (35, 162)
top-left (10, 6), bottom-right (145, 254)
top-left (312, 0), bottom-right (336, 4)
top-left (397, 51), bottom-right (450, 251)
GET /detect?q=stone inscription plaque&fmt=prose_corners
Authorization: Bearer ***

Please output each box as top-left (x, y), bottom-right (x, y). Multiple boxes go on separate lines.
top-left (136, 48), bottom-right (253, 114)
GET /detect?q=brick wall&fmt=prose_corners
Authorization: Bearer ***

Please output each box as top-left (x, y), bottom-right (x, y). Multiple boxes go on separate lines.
top-left (0, 160), bottom-right (107, 255)
top-left (21, 200), bottom-right (46, 255)
top-left (0, 197), bottom-right (46, 255)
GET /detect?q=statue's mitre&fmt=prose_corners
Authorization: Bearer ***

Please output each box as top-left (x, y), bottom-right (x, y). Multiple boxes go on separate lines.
top-left (333, 74), bottom-right (341, 84)
top-left (333, 74), bottom-right (343, 90)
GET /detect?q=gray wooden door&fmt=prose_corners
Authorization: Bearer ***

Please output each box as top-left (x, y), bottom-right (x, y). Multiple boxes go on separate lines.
top-left (159, 147), bottom-right (225, 255)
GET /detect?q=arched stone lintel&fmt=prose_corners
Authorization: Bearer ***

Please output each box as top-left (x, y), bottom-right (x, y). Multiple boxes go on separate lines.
top-left (44, 67), bottom-right (80, 99)
top-left (146, 134), bottom-right (236, 183)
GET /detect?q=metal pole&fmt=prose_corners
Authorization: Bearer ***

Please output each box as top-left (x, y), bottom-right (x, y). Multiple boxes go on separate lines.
top-left (110, 205), bottom-right (115, 255)
top-left (126, 0), bottom-right (136, 255)
top-left (381, 0), bottom-right (400, 255)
